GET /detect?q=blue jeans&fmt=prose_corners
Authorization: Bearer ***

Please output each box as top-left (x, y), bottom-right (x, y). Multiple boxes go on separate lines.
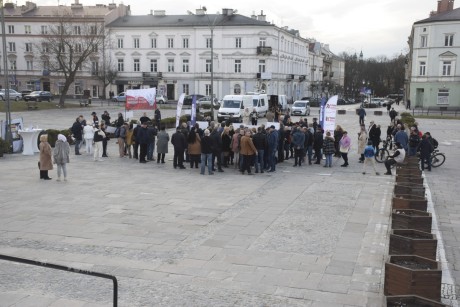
top-left (255, 149), bottom-right (264, 172)
top-left (147, 142), bottom-right (155, 160)
top-left (201, 153), bottom-right (213, 174)
top-left (306, 145), bottom-right (313, 164)
top-left (408, 146), bottom-right (417, 156)
top-left (325, 154), bottom-right (332, 167)
top-left (74, 139), bottom-right (82, 154)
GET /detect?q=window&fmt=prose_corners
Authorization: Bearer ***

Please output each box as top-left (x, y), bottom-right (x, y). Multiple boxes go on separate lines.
top-left (150, 59), bottom-right (157, 72)
top-left (43, 60), bottom-right (49, 70)
top-left (8, 25), bottom-right (14, 34)
top-left (235, 37), bottom-right (241, 48)
top-left (118, 59), bottom-right (124, 72)
top-left (57, 26), bottom-right (64, 35)
top-left (420, 35), bottom-right (427, 48)
top-left (259, 60), bottom-right (266, 73)
top-left (117, 38), bottom-right (123, 49)
top-left (58, 44), bottom-right (65, 52)
top-left (182, 59), bottom-right (189, 72)
top-left (206, 59), bottom-right (211, 73)
top-left (259, 37), bottom-right (266, 47)
top-left (168, 38), bottom-right (174, 48)
top-left (419, 61), bottom-right (426, 76)
top-left (234, 84), bottom-right (241, 94)
top-left (445, 34), bottom-right (454, 47)
top-left (90, 26), bottom-right (97, 35)
top-left (25, 43), bottom-right (33, 52)
top-left (134, 38), bottom-right (140, 48)
top-left (10, 60), bottom-right (17, 70)
top-left (205, 84), bottom-right (212, 96)
top-left (74, 26), bottom-right (81, 35)
top-left (442, 61), bottom-right (451, 76)
top-left (234, 59), bottom-right (241, 73)
top-left (134, 59), bottom-right (140, 72)
top-left (75, 43), bottom-right (82, 53)
top-left (25, 25), bottom-right (31, 34)
top-left (42, 43), bottom-right (49, 53)
top-left (8, 42), bottom-right (15, 52)
top-left (183, 84), bottom-right (189, 95)
top-left (75, 82), bottom-right (82, 95)
top-left (26, 60), bottom-right (33, 71)
top-left (183, 38), bottom-right (189, 48)
top-left (91, 61), bottom-right (99, 75)
top-left (151, 38), bottom-right (157, 48)
top-left (92, 44), bottom-right (98, 52)
top-left (168, 59), bottom-right (174, 72)
top-left (206, 38), bottom-right (212, 48)
top-left (41, 25), bottom-right (48, 34)
top-left (437, 89), bottom-right (449, 105)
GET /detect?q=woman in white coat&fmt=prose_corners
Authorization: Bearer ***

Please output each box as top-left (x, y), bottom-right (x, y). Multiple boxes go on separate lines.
top-left (83, 123), bottom-right (95, 154)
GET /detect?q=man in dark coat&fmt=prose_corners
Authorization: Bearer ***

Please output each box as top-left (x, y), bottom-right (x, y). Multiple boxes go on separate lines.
top-left (368, 121), bottom-right (381, 152)
top-left (71, 116), bottom-right (83, 155)
top-left (417, 134), bottom-right (434, 171)
top-left (252, 126), bottom-right (266, 173)
top-left (154, 106), bottom-right (161, 128)
top-left (313, 127), bottom-right (324, 164)
top-left (389, 108), bottom-right (398, 123)
top-left (136, 122), bottom-right (149, 163)
top-left (210, 128), bottom-right (224, 172)
top-left (171, 127), bottom-right (186, 169)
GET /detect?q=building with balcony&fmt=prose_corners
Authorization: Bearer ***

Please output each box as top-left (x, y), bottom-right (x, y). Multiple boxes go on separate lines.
top-left (406, 0), bottom-right (460, 107)
top-left (106, 8), bottom-right (322, 101)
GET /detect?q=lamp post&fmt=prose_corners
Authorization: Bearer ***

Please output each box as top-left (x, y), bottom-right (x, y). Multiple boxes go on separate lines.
top-left (1, 0), bottom-right (12, 146)
top-left (203, 7), bottom-right (216, 121)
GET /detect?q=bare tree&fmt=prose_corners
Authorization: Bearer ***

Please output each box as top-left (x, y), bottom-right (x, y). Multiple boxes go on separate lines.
top-left (37, 13), bottom-right (106, 106)
top-left (94, 55), bottom-right (118, 100)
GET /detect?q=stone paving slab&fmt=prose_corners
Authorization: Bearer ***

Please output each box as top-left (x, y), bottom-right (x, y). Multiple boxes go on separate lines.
top-left (0, 103), bottom-right (458, 306)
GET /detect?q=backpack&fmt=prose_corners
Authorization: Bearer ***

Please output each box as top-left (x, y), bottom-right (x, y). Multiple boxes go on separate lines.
top-left (114, 127), bottom-right (120, 138)
top-left (364, 146), bottom-right (375, 158)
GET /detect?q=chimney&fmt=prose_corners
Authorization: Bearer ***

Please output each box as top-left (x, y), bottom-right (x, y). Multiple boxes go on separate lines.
top-left (154, 10), bottom-right (165, 16)
top-left (437, 0), bottom-right (455, 14)
top-left (251, 11), bottom-right (257, 19)
top-left (196, 8), bottom-right (205, 15)
top-left (108, 3), bottom-right (117, 10)
top-left (257, 10), bottom-right (266, 22)
top-left (222, 8), bottom-right (234, 16)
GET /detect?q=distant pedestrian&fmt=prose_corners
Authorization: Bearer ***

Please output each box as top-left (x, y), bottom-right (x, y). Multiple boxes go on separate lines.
top-left (322, 131), bottom-right (335, 168)
top-left (406, 99), bottom-right (411, 110)
top-left (154, 106), bottom-right (161, 128)
top-left (339, 131), bottom-right (351, 167)
top-left (93, 124), bottom-right (105, 162)
top-left (156, 125), bottom-right (169, 163)
top-left (71, 116), bottom-right (83, 155)
top-left (53, 134), bottom-right (70, 181)
top-left (83, 123), bottom-right (94, 154)
top-left (358, 106), bottom-right (366, 125)
top-left (362, 140), bottom-right (379, 175)
top-left (200, 129), bottom-right (214, 175)
top-left (39, 134), bottom-right (53, 180)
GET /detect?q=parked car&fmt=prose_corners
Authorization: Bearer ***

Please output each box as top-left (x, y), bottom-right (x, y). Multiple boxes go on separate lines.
top-left (197, 96), bottom-right (220, 108)
top-left (0, 89), bottom-right (22, 101)
top-left (112, 92), bottom-right (126, 103)
top-left (21, 90), bottom-right (33, 98)
top-left (23, 91), bottom-right (54, 102)
top-left (183, 94), bottom-right (205, 105)
top-left (156, 95), bottom-right (168, 104)
top-left (290, 100), bottom-right (311, 116)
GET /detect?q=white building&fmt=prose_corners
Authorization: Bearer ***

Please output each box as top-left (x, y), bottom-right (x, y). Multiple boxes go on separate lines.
top-left (106, 8), bottom-right (324, 101)
top-left (407, 0), bottom-right (460, 107)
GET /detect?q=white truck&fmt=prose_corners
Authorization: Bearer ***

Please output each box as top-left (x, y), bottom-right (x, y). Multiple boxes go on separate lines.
top-left (248, 93), bottom-right (269, 117)
top-left (217, 95), bottom-right (253, 123)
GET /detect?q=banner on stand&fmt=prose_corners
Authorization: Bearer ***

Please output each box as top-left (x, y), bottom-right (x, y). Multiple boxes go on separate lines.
top-left (125, 88), bottom-right (156, 110)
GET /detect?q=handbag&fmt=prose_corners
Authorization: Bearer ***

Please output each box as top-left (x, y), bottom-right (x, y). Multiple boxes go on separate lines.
top-left (339, 146), bottom-right (349, 153)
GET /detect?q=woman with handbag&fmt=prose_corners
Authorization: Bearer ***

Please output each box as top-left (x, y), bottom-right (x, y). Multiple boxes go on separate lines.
top-left (39, 134), bottom-right (53, 180)
top-left (339, 131), bottom-right (351, 167)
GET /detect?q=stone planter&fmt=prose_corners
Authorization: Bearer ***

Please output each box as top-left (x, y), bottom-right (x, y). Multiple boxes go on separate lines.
top-left (392, 209), bottom-right (432, 233)
top-left (394, 184), bottom-right (425, 198)
top-left (374, 110), bottom-right (383, 116)
top-left (384, 255), bottom-right (441, 301)
top-left (389, 229), bottom-right (437, 260)
top-left (386, 295), bottom-right (447, 306)
top-left (392, 194), bottom-right (427, 211)
top-left (395, 175), bottom-right (424, 185)
top-left (337, 109), bottom-right (346, 115)
top-left (396, 167), bottom-right (422, 177)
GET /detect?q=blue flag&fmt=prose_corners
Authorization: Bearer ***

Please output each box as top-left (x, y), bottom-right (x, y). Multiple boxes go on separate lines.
top-left (191, 95), bottom-right (197, 125)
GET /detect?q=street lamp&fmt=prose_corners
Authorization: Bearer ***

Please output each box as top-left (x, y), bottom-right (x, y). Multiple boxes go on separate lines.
top-left (1, 0), bottom-right (12, 146)
top-left (203, 7), bottom-right (216, 121)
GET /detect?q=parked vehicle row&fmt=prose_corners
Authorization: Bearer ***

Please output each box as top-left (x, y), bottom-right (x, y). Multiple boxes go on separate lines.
top-left (0, 89), bottom-right (54, 102)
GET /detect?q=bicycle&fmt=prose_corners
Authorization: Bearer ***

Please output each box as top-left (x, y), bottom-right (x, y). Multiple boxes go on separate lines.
top-left (375, 136), bottom-right (393, 163)
top-left (420, 148), bottom-right (446, 168)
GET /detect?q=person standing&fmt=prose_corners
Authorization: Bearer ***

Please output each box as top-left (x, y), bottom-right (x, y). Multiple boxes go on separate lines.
top-left (250, 108), bottom-right (258, 125)
top-left (394, 125), bottom-right (409, 152)
top-left (358, 106), bottom-right (366, 125)
top-left (140, 112), bottom-right (150, 124)
top-left (39, 134), bottom-right (53, 180)
top-left (83, 123), bottom-right (95, 154)
top-left (93, 124), bottom-right (105, 162)
top-left (210, 127), bottom-right (224, 172)
top-left (125, 123), bottom-right (135, 159)
top-left (322, 131), bottom-right (335, 168)
top-left (156, 125), bottom-right (169, 163)
top-left (242, 107), bottom-right (251, 125)
top-left (101, 110), bottom-right (111, 125)
top-left (291, 127), bottom-right (305, 167)
top-left (187, 127), bottom-right (201, 168)
top-left (53, 134), bottom-right (70, 181)
top-left (132, 122), bottom-right (140, 159)
top-left (408, 128), bottom-right (420, 156)
top-left (333, 125), bottom-right (344, 157)
top-left (221, 127), bottom-right (232, 167)
top-left (406, 99), bottom-right (411, 110)
top-left (339, 131), bottom-right (351, 167)
top-left (200, 129), bottom-right (214, 175)
top-left (154, 106), bottom-right (162, 128)
top-left (417, 134), bottom-right (434, 171)
top-left (368, 121), bottom-right (381, 152)
top-left (389, 108), bottom-right (398, 123)
top-left (91, 112), bottom-right (99, 125)
top-left (362, 140), bottom-right (379, 175)
top-left (252, 126), bottom-right (266, 173)
top-left (357, 124), bottom-right (367, 163)
top-left (267, 125), bottom-right (278, 172)
top-left (115, 113), bottom-right (124, 128)
top-left (240, 130), bottom-right (257, 175)
top-left (171, 127), bottom-right (186, 169)
top-left (147, 122), bottom-right (158, 161)
top-left (117, 122), bottom-right (128, 157)
top-left (101, 121), bottom-right (109, 157)
top-left (71, 117), bottom-right (83, 155)
top-left (313, 127), bottom-right (323, 164)
top-left (136, 122), bottom-right (149, 163)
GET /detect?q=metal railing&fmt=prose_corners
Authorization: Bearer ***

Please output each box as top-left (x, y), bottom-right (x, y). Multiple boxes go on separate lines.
top-left (0, 254), bottom-right (118, 307)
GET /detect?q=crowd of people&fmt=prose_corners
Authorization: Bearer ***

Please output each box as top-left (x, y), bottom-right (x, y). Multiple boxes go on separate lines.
top-left (37, 103), bottom-right (439, 181)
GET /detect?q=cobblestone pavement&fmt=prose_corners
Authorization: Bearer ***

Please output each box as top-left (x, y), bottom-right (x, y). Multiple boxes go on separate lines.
top-left (0, 102), bottom-right (458, 306)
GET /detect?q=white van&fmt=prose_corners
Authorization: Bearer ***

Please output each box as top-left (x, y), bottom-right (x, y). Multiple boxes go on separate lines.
top-left (250, 93), bottom-right (268, 117)
top-left (290, 100), bottom-right (311, 116)
top-left (217, 95), bottom-right (253, 123)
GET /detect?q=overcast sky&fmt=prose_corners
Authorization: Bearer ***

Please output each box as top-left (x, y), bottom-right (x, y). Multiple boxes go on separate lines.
top-left (43, 0), bottom-right (440, 58)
